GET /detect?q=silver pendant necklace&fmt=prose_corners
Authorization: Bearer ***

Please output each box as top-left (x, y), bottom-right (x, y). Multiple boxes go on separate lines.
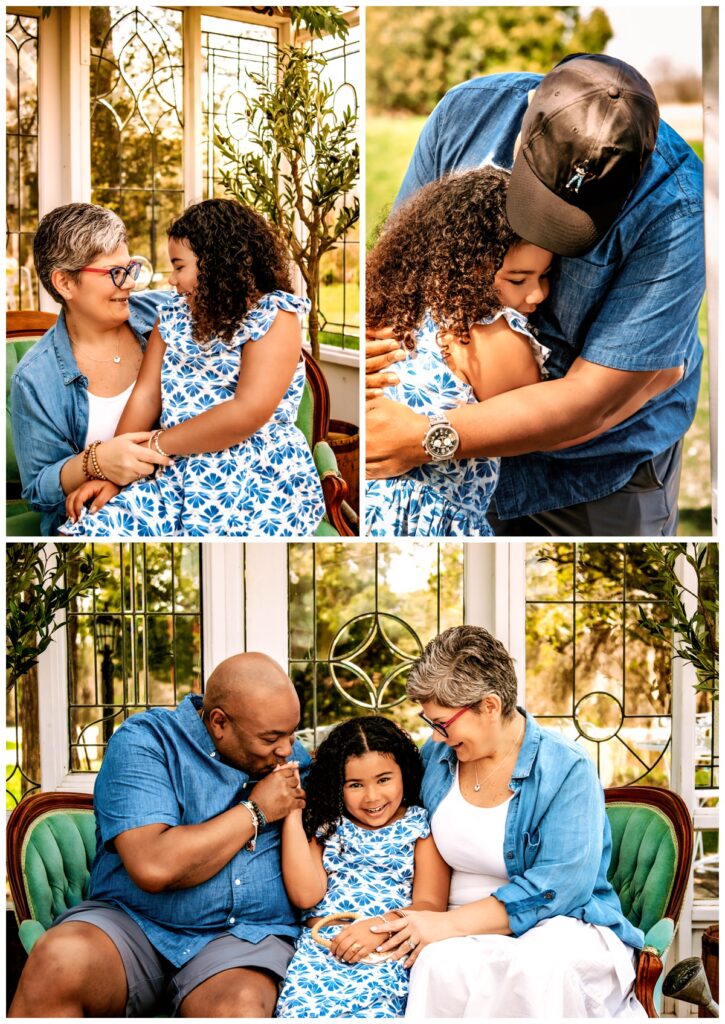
top-left (473, 718), bottom-right (524, 792)
top-left (69, 327), bottom-right (123, 365)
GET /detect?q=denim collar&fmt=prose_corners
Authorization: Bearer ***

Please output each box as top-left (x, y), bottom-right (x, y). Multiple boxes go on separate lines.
top-left (433, 706), bottom-right (540, 780)
top-left (52, 310), bottom-right (85, 387)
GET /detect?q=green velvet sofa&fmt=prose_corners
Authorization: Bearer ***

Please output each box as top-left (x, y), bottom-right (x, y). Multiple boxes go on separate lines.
top-left (7, 785), bottom-right (693, 1016)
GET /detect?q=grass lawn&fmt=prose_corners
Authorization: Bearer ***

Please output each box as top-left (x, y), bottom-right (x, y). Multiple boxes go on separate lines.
top-left (318, 281), bottom-right (360, 351)
top-left (367, 115), bottom-right (712, 532)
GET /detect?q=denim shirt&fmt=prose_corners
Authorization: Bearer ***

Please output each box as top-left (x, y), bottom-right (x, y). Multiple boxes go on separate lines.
top-left (10, 290), bottom-right (170, 534)
top-left (421, 709), bottom-right (644, 950)
top-left (397, 73), bottom-right (705, 517)
top-left (89, 693), bottom-right (311, 967)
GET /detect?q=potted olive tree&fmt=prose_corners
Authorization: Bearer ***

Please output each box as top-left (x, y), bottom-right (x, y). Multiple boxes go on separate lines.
top-left (214, 7), bottom-right (359, 361)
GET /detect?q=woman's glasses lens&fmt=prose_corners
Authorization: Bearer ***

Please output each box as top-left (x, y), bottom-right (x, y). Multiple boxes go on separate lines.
top-left (109, 262), bottom-right (142, 288)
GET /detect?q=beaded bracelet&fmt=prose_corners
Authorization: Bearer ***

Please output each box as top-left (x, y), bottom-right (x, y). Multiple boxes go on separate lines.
top-left (240, 800), bottom-right (259, 852)
top-left (82, 444), bottom-right (93, 480)
top-left (88, 440), bottom-right (108, 481)
top-left (248, 799), bottom-right (267, 830)
top-left (148, 429), bottom-right (170, 458)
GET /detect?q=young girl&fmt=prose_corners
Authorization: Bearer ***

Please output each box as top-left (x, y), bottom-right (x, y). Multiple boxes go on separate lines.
top-left (365, 167), bottom-right (680, 537)
top-left (60, 199), bottom-right (326, 537)
top-left (275, 716), bottom-right (449, 1019)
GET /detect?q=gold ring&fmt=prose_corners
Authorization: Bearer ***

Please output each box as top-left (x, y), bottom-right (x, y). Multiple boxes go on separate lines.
top-left (350, 942), bottom-right (362, 952)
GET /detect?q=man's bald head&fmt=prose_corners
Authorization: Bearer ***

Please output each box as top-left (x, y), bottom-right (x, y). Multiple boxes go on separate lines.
top-left (203, 652), bottom-right (294, 713)
top-left (200, 653), bottom-right (300, 775)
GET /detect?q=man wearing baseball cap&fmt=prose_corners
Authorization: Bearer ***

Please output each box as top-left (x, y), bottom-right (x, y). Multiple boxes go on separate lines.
top-left (366, 54), bottom-right (704, 536)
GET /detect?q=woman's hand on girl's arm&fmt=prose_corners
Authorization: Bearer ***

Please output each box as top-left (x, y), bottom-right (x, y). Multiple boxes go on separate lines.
top-left (155, 310), bottom-right (302, 456)
top-left (280, 812), bottom-right (327, 910)
top-left (371, 896), bottom-right (511, 968)
top-left (330, 917), bottom-right (390, 963)
top-left (65, 480), bottom-right (120, 522)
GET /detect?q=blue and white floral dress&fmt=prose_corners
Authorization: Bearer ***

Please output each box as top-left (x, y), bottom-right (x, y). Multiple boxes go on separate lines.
top-left (60, 291), bottom-right (326, 538)
top-left (276, 806), bottom-right (430, 1019)
top-left (365, 308), bottom-right (549, 537)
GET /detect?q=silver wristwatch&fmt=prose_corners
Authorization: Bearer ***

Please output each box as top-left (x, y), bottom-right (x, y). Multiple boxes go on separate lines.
top-left (422, 413), bottom-right (460, 462)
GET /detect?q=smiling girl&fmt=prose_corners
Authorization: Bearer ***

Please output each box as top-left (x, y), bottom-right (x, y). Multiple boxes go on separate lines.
top-left (60, 199), bottom-right (325, 537)
top-left (275, 717), bottom-right (449, 1018)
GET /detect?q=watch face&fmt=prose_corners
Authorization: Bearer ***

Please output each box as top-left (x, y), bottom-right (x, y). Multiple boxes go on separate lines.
top-left (425, 423), bottom-right (459, 460)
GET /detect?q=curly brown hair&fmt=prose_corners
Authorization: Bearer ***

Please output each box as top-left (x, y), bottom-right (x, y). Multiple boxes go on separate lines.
top-left (366, 167), bottom-right (521, 349)
top-left (167, 198), bottom-right (293, 346)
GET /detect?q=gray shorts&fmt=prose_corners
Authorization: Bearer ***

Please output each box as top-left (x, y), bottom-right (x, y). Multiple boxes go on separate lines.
top-left (52, 900), bottom-right (295, 1017)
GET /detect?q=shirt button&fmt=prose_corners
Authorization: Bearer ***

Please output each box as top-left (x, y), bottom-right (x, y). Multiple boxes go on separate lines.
top-left (229, 917), bottom-right (236, 924)
top-left (506, 852), bottom-right (514, 860)
top-left (545, 891), bottom-right (554, 901)
top-left (235, 878), bottom-right (241, 885)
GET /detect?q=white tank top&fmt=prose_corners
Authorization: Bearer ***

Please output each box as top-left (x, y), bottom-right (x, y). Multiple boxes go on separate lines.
top-left (85, 382), bottom-right (135, 446)
top-left (431, 764), bottom-right (511, 909)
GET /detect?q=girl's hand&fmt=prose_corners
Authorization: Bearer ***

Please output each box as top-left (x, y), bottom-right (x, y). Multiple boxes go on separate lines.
top-left (370, 909), bottom-right (453, 968)
top-left (94, 432), bottom-right (172, 485)
top-left (65, 480), bottom-right (120, 522)
top-left (329, 917), bottom-right (388, 963)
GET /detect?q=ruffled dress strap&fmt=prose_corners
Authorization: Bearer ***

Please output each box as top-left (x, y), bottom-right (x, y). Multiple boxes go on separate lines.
top-left (479, 307), bottom-right (551, 379)
top-left (241, 290), bottom-right (311, 344)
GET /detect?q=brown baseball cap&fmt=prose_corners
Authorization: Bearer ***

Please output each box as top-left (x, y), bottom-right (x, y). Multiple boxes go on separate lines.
top-left (507, 54), bottom-right (660, 257)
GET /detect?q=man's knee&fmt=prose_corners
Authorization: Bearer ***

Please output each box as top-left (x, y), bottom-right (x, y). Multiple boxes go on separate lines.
top-left (180, 969), bottom-right (278, 1018)
top-left (10, 922), bottom-right (126, 1016)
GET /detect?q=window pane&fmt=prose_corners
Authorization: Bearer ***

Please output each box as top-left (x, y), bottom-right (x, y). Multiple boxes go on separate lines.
top-left (67, 543), bottom-right (202, 772)
top-left (525, 543), bottom-right (672, 787)
top-left (201, 15), bottom-right (278, 199)
top-left (90, 6), bottom-right (184, 287)
top-left (6, 13), bottom-right (39, 309)
top-left (693, 829), bottom-right (719, 900)
top-left (288, 542), bottom-right (464, 746)
top-left (310, 22), bottom-right (360, 351)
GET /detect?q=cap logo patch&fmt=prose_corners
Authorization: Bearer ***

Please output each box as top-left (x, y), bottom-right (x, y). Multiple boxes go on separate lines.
top-left (565, 164), bottom-right (589, 193)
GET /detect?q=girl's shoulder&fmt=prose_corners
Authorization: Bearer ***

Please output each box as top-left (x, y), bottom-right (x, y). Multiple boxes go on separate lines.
top-left (471, 308), bottom-right (551, 378)
top-left (242, 290), bottom-right (311, 344)
top-left (400, 804), bottom-right (431, 841)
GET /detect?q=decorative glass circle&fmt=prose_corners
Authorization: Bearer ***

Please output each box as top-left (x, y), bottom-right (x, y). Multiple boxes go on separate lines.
top-left (573, 692), bottom-right (624, 742)
top-left (328, 612), bottom-right (422, 710)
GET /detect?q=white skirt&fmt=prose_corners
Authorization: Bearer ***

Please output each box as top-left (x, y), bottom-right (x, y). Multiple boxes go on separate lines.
top-left (404, 915), bottom-right (647, 1018)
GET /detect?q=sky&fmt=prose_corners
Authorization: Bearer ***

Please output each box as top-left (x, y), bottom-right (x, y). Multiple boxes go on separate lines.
top-left (589, 6), bottom-right (702, 78)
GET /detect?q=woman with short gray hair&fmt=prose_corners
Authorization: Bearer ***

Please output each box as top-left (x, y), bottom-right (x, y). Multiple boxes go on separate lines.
top-left (372, 625), bottom-right (646, 1018)
top-left (10, 203), bottom-right (171, 534)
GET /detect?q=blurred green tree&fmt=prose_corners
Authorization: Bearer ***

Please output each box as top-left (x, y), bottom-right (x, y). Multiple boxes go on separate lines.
top-left (367, 6), bottom-right (613, 115)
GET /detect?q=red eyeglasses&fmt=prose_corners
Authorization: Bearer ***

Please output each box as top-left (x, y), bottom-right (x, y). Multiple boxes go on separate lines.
top-left (78, 261), bottom-right (142, 288)
top-left (418, 705), bottom-right (473, 738)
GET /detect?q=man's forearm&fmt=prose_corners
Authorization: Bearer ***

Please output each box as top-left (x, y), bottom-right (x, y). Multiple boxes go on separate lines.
top-left (447, 375), bottom-right (610, 459)
top-left (116, 805), bottom-right (257, 892)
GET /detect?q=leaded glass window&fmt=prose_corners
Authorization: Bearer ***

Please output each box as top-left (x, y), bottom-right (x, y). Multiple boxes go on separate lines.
top-left (525, 543), bottom-right (673, 786)
top-left (288, 542), bottom-right (464, 746)
top-left (6, 12), bottom-right (39, 310)
top-left (66, 543), bottom-right (202, 772)
top-left (201, 15), bottom-right (278, 199)
top-left (90, 6), bottom-right (184, 286)
top-left (309, 22), bottom-right (360, 350)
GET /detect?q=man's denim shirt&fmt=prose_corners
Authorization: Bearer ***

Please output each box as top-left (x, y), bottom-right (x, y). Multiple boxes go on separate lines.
top-left (89, 694), bottom-right (311, 968)
top-left (10, 290), bottom-right (170, 534)
top-left (420, 709), bottom-right (644, 950)
top-left (397, 73), bottom-right (705, 517)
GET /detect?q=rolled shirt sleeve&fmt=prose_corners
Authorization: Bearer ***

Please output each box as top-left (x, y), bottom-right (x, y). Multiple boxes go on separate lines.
top-left (11, 373), bottom-right (77, 514)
